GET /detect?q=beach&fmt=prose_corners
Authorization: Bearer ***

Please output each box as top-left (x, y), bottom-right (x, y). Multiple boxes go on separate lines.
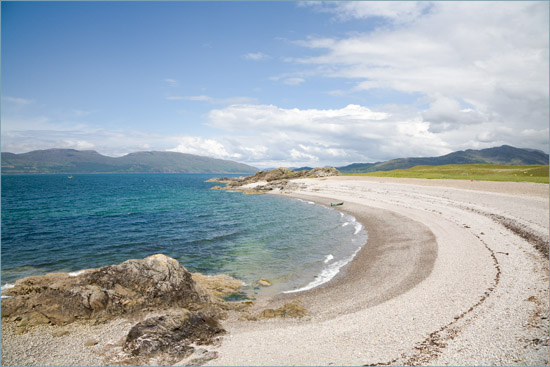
top-left (204, 176), bottom-right (549, 366)
top-left (2, 176), bottom-right (548, 365)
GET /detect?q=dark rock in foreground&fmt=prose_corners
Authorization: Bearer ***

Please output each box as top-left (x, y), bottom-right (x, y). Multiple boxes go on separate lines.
top-left (123, 310), bottom-right (224, 365)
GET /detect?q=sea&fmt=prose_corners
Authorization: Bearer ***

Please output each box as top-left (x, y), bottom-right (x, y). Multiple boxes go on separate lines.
top-left (1, 174), bottom-right (367, 298)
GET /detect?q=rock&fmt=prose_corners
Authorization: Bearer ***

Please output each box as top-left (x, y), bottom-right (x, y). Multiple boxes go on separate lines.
top-left (210, 185), bottom-right (224, 190)
top-left (122, 310), bottom-right (224, 365)
top-left (208, 167), bottom-right (340, 193)
top-left (258, 301), bottom-right (307, 319)
top-left (51, 329), bottom-right (70, 337)
top-left (2, 254), bottom-right (214, 326)
top-left (178, 348), bottom-right (219, 366)
top-left (84, 338), bottom-right (99, 346)
top-left (191, 273), bottom-right (244, 300)
top-left (257, 279), bottom-right (271, 287)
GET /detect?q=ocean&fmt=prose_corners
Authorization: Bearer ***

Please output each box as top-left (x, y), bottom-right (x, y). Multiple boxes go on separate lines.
top-left (1, 174), bottom-right (367, 297)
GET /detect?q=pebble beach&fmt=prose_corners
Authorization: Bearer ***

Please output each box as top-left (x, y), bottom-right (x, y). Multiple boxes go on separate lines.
top-left (2, 176), bottom-right (548, 366)
top-left (204, 176), bottom-right (549, 365)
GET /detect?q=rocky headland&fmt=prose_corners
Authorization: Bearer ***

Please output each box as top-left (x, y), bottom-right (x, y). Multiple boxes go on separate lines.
top-left (207, 166), bottom-right (340, 194)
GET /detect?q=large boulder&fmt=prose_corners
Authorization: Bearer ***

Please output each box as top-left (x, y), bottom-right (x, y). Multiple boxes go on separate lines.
top-left (122, 310), bottom-right (224, 365)
top-left (1, 254), bottom-right (213, 326)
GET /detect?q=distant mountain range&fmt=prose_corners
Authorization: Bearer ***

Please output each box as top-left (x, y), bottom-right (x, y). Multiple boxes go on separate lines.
top-left (1, 149), bottom-right (258, 174)
top-left (337, 145), bottom-right (549, 173)
top-left (2, 145), bottom-right (547, 175)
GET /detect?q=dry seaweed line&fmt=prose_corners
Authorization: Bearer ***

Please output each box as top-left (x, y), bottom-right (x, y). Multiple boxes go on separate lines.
top-left (364, 234), bottom-right (501, 366)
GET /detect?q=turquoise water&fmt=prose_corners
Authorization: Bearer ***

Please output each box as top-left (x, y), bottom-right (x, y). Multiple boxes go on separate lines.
top-left (1, 174), bottom-right (367, 296)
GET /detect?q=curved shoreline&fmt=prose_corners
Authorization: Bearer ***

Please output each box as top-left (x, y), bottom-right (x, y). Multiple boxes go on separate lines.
top-left (264, 193), bottom-right (438, 319)
top-left (206, 177), bottom-right (549, 366)
top-left (1, 177), bottom-right (547, 366)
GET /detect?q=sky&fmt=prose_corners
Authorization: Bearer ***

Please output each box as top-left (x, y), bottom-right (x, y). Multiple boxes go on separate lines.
top-left (2, 1), bottom-right (549, 168)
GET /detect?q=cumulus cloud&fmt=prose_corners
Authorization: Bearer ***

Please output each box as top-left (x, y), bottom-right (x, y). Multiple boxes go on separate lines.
top-left (168, 136), bottom-right (242, 160)
top-left (306, 1), bottom-right (433, 24)
top-left (204, 103), bottom-right (448, 166)
top-left (296, 1), bottom-right (549, 152)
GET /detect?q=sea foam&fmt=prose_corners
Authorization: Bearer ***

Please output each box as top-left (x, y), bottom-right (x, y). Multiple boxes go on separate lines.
top-left (283, 246), bottom-right (362, 294)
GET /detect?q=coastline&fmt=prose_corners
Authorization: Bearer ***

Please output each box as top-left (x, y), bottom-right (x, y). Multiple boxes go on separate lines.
top-left (2, 176), bottom-right (548, 366)
top-left (205, 177), bottom-right (549, 366)
top-left (257, 192), bottom-right (438, 320)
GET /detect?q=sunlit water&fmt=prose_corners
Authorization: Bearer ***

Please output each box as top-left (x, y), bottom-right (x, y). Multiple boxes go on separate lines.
top-left (1, 174), bottom-right (367, 297)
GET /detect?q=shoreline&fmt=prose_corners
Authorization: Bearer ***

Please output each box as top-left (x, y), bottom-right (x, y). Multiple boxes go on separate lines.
top-left (2, 177), bottom-right (548, 366)
top-left (205, 177), bottom-right (549, 365)
top-left (258, 192), bottom-right (438, 320)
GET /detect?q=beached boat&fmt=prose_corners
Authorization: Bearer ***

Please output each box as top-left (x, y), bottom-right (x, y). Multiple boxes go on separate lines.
top-left (330, 202), bottom-right (344, 206)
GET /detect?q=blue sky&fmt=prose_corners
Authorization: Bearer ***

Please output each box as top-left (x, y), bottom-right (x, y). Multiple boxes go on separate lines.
top-left (2, 1), bottom-right (549, 168)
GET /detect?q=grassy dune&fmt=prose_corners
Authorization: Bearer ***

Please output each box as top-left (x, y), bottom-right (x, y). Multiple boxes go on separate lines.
top-left (346, 164), bottom-right (549, 184)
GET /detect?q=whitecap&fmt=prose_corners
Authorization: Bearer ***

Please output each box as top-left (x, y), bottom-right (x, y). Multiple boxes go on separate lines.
top-left (324, 254), bottom-right (334, 264)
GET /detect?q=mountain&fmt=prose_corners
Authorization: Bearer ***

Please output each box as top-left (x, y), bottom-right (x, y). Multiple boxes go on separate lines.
top-left (337, 145), bottom-right (549, 173)
top-left (1, 149), bottom-right (258, 174)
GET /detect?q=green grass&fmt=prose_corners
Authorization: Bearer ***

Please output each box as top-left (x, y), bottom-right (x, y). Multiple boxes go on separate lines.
top-left (346, 164), bottom-right (549, 184)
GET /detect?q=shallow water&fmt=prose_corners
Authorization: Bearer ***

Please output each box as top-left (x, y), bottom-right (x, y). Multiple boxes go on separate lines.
top-left (1, 174), bottom-right (367, 296)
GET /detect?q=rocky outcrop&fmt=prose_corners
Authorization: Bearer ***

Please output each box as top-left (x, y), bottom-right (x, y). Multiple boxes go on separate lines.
top-left (1, 254), bottom-right (214, 326)
top-left (1, 254), bottom-right (242, 365)
top-left (208, 167), bottom-right (340, 194)
top-left (122, 310), bottom-right (224, 365)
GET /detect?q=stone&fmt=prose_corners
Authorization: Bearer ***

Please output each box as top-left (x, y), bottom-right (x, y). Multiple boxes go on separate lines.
top-left (51, 329), bottom-right (70, 337)
top-left (84, 338), bottom-right (99, 346)
top-left (1, 254), bottom-right (214, 326)
top-left (257, 279), bottom-right (271, 287)
top-left (122, 310), bottom-right (224, 365)
top-left (258, 301), bottom-right (307, 319)
top-left (178, 348), bottom-right (219, 366)
top-left (191, 273), bottom-right (244, 301)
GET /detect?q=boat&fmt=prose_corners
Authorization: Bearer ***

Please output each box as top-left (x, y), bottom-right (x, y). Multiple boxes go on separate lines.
top-left (67, 176), bottom-right (73, 179)
top-left (330, 202), bottom-right (344, 206)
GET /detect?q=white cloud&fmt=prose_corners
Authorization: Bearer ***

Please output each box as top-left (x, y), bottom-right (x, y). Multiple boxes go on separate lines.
top-left (243, 52), bottom-right (270, 61)
top-left (205, 103), bottom-right (448, 165)
top-left (165, 95), bottom-right (257, 104)
top-left (168, 136), bottom-right (242, 159)
top-left (294, 1), bottom-right (549, 152)
top-left (306, 1), bottom-right (433, 24)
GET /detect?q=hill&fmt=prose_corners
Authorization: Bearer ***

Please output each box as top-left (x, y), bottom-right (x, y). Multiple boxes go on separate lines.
top-left (337, 145), bottom-right (549, 173)
top-left (1, 149), bottom-right (258, 174)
